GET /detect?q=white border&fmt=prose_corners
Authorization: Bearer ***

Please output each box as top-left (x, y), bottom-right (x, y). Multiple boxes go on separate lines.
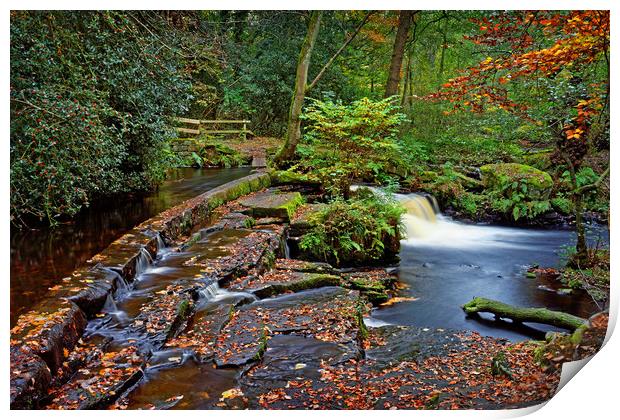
top-left (2, 1), bottom-right (617, 419)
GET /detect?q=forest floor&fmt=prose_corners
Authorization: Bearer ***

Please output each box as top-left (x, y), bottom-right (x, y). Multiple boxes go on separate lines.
top-left (11, 183), bottom-right (607, 410)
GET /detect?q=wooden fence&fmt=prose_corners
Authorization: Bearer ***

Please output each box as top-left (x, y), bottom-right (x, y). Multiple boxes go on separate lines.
top-left (173, 117), bottom-right (254, 140)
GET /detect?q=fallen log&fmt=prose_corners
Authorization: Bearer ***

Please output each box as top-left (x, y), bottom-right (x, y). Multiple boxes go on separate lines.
top-left (462, 297), bottom-right (586, 331)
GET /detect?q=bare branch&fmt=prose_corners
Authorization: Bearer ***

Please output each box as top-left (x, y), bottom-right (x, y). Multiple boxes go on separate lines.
top-left (306, 12), bottom-right (373, 93)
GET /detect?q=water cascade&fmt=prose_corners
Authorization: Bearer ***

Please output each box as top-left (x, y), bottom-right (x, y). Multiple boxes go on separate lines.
top-left (136, 247), bottom-right (154, 275)
top-left (103, 268), bottom-right (130, 298)
top-left (397, 194), bottom-right (440, 239)
top-left (197, 281), bottom-right (221, 301)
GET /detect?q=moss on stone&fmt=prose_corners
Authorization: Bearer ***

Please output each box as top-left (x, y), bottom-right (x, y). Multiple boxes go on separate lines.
top-left (269, 169), bottom-right (319, 185)
top-left (253, 273), bottom-right (341, 299)
top-left (480, 163), bottom-right (553, 198)
top-left (239, 191), bottom-right (304, 221)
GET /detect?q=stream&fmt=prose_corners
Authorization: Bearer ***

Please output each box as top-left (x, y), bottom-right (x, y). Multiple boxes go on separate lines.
top-left (11, 175), bottom-right (609, 408)
top-left (369, 193), bottom-right (608, 341)
top-left (10, 167), bottom-right (252, 326)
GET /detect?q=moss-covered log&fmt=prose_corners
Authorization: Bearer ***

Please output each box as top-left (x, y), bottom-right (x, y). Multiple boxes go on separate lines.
top-left (462, 297), bottom-right (586, 331)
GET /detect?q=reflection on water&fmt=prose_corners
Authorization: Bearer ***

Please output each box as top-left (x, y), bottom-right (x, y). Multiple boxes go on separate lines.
top-left (10, 167), bottom-right (252, 326)
top-left (372, 192), bottom-right (609, 341)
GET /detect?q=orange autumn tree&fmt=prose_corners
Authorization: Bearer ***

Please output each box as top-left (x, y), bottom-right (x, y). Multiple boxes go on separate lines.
top-left (430, 10), bottom-right (610, 266)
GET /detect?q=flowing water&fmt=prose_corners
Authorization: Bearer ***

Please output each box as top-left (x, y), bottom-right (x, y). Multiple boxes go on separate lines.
top-left (10, 167), bottom-right (251, 326)
top-left (12, 175), bottom-right (609, 407)
top-left (371, 193), bottom-right (608, 341)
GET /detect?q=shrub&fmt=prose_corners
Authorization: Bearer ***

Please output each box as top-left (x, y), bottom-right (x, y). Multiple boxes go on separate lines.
top-left (418, 163), bottom-right (480, 217)
top-left (300, 190), bottom-right (405, 266)
top-left (481, 163), bottom-right (553, 220)
top-left (10, 11), bottom-right (193, 225)
top-left (296, 97), bottom-right (407, 196)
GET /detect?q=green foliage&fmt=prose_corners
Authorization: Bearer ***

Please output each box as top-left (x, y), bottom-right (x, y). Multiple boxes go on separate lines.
top-left (550, 196), bottom-right (573, 215)
top-left (217, 12), bottom-right (378, 135)
top-left (300, 190), bottom-right (405, 265)
top-left (197, 142), bottom-right (248, 168)
top-left (559, 166), bottom-right (609, 212)
top-left (296, 97), bottom-right (407, 196)
top-left (480, 163), bottom-right (553, 220)
top-left (243, 217), bottom-right (256, 229)
top-left (190, 152), bottom-right (203, 168)
top-left (487, 177), bottom-right (551, 221)
top-left (401, 102), bottom-right (526, 167)
top-left (10, 11), bottom-right (193, 225)
top-left (416, 164), bottom-right (479, 217)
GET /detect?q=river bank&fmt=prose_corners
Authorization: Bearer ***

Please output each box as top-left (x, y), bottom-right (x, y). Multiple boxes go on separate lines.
top-left (10, 167), bottom-right (252, 326)
top-left (10, 173), bottom-right (608, 410)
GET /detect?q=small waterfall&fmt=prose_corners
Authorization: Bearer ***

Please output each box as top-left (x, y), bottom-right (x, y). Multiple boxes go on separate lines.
top-left (135, 248), bottom-right (153, 275)
top-left (197, 281), bottom-right (221, 301)
top-left (399, 194), bottom-right (440, 239)
top-left (101, 293), bottom-right (129, 324)
top-left (103, 268), bottom-right (130, 298)
top-left (156, 233), bottom-right (172, 258)
top-left (156, 233), bottom-right (166, 250)
top-left (284, 240), bottom-right (291, 259)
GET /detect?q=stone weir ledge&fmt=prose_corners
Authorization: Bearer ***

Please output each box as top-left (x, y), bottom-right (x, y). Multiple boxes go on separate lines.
top-left (10, 172), bottom-right (271, 409)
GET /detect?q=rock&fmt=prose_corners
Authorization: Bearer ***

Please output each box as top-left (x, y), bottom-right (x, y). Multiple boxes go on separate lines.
top-left (10, 299), bottom-right (87, 374)
top-left (239, 333), bottom-right (360, 404)
top-left (480, 163), bottom-right (553, 200)
top-left (454, 172), bottom-right (483, 190)
top-left (165, 304), bottom-right (234, 362)
top-left (269, 170), bottom-right (320, 186)
top-left (288, 203), bottom-right (326, 236)
top-left (214, 287), bottom-right (362, 368)
top-left (10, 347), bottom-right (52, 409)
top-left (236, 271), bottom-right (342, 299)
top-left (184, 226), bottom-right (285, 286)
top-left (46, 344), bottom-right (144, 409)
top-left (255, 217), bottom-right (286, 225)
top-left (238, 190), bottom-right (304, 221)
top-left (342, 269), bottom-right (397, 305)
top-left (67, 268), bottom-right (125, 318)
top-left (274, 259), bottom-right (336, 274)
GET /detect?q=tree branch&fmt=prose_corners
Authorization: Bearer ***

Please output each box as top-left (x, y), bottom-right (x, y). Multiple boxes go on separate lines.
top-left (306, 12), bottom-right (372, 93)
top-left (573, 166), bottom-right (610, 196)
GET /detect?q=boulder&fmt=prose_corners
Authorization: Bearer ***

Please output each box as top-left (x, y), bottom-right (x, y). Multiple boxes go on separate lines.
top-left (480, 163), bottom-right (553, 199)
top-left (288, 203), bottom-right (326, 237)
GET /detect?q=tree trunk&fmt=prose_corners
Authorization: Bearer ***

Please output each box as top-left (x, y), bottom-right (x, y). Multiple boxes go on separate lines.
top-left (462, 297), bottom-right (586, 331)
top-left (559, 148), bottom-right (589, 266)
top-left (273, 11), bottom-right (322, 168)
top-left (385, 11), bottom-right (414, 98)
top-left (437, 15), bottom-right (448, 83)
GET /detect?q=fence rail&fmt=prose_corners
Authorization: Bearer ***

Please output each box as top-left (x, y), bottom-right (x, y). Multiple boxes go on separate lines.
top-left (171, 117), bottom-right (254, 140)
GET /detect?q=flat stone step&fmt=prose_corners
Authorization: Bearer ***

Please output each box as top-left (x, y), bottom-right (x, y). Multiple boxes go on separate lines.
top-left (238, 190), bottom-right (303, 221)
top-left (214, 287), bottom-right (362, 368)
top-left (230, 270), bottom-right (342, 299)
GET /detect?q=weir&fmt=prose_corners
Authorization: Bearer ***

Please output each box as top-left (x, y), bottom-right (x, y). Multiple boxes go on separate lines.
top-left (398, 193), bottom-right (440, 239)
top-left (10, 177), bottom-right (607, 410)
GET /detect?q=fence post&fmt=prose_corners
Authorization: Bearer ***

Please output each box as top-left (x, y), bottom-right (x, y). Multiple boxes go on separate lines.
top-left (242, 122), bottom-right (247, 141)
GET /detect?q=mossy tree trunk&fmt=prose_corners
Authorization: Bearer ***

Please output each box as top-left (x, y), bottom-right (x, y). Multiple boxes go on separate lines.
top-left (385, 11), bottom-right (415, 98)
top-left (273, 11), bottom-right (322, 168)
top-left (462, 297), bottom-right (586, 331)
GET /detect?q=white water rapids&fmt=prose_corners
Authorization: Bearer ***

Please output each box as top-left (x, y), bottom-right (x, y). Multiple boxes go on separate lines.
top-left (394, 192), bottom-right (543, 250)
